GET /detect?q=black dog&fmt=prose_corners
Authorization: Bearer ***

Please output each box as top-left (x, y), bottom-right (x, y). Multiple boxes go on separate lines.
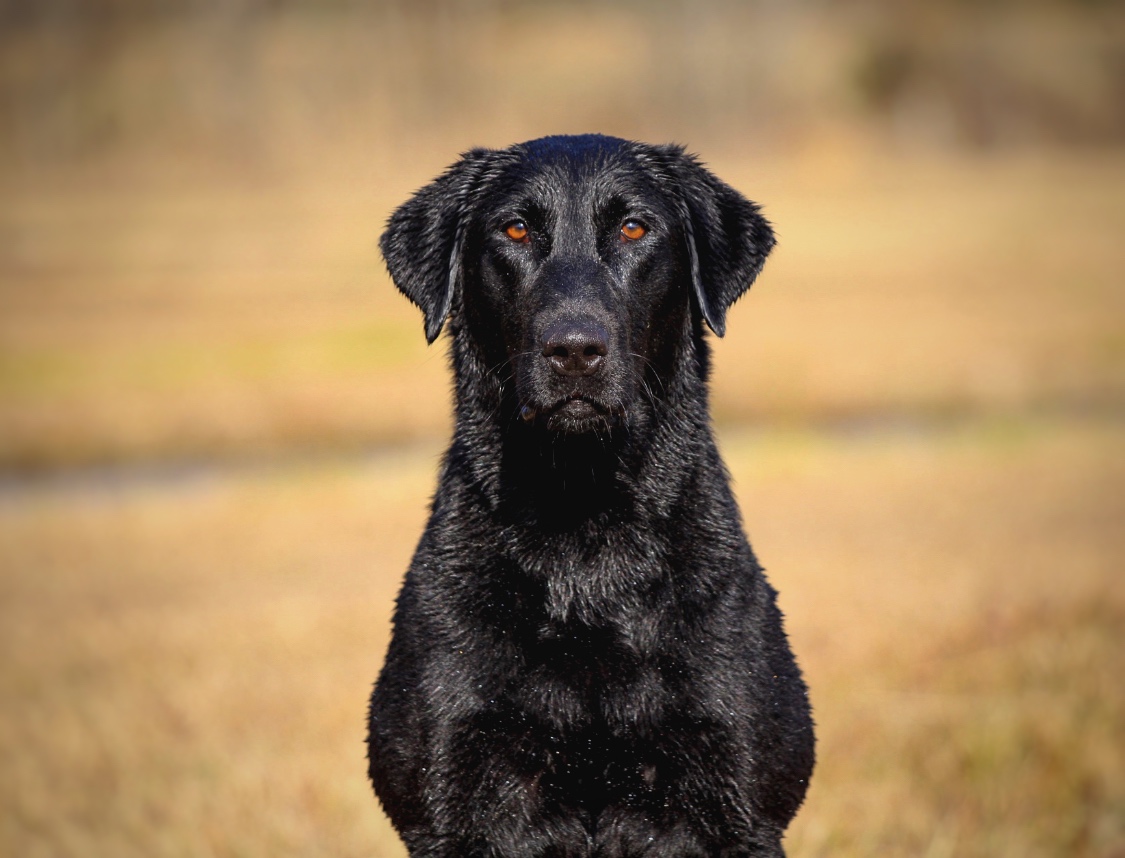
top-left (368, 134), bottom-right (814, 857)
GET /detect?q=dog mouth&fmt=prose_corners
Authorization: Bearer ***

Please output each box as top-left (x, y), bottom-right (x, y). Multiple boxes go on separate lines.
top-left (520, 394), bottom-right (618, 432)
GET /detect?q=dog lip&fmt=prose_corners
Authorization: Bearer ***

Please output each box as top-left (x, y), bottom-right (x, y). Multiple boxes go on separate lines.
top-left (557, 399), bottom-right (600, 419)
top-left (544, 394), bottom-right (605, 417)
top-left (519, 393), bottom-right (615, 430)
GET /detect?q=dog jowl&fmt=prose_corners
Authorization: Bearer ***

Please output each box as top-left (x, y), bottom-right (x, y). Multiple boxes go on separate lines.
top-left (369, 135), bottom-right (814, 857)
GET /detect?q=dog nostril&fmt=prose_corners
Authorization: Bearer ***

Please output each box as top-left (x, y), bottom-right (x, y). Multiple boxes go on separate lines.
top-left (540, 320), bottom-right (609, 377)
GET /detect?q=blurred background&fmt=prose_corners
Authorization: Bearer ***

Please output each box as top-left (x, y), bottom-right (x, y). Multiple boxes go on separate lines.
top-left (0, 0), bottom-right (1122, 855)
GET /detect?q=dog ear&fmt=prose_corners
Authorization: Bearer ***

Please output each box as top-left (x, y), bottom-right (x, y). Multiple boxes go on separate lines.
top-left (654, 146), bottom-right (776, 338)
top-left (380, 149), bottom-right (492, 343)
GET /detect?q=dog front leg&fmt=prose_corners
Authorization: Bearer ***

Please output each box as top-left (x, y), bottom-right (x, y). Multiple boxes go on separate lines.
top-left (413, 713), bottom-right (593, 858)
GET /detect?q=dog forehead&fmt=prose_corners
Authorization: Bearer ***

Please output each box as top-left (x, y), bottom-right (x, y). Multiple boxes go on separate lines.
top-left (519, 133), bottom-right (633, 168)
top-left (478, 141), bottom-right (668, 225)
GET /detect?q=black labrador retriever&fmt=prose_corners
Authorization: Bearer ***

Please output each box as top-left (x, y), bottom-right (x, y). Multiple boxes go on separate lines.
top-left (368, 134), bottom-right (814, 857)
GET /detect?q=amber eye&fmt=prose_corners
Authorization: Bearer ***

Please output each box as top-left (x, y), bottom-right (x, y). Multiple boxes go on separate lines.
top-left (620, 220), bottom-right (646, 241)
top-left (504, 221), bottom-right (530, 243)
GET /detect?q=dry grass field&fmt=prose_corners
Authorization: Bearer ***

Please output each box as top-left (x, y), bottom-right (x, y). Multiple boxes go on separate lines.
top-left (1, 418), bottom-right (1121, 857)
top-left (1, 5), bottom-right (1123, 854)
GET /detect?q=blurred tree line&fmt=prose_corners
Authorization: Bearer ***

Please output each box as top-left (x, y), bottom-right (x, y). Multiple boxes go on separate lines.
top-left (0, 0), bottom-right (1122, 173)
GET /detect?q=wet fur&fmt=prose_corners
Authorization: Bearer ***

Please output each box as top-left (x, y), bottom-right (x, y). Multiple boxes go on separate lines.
top-left (368, 135), bottom-right (814, 857)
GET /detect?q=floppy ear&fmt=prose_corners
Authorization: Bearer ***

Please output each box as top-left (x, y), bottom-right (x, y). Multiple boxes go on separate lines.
top-left (380, 149), bottom-right (492, 343)
top-left (656, 146), bottom-right (776, 338)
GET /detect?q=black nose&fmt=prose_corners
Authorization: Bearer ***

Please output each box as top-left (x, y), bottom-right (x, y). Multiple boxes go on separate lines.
top-left (541, 319), bottom-right (609, 377)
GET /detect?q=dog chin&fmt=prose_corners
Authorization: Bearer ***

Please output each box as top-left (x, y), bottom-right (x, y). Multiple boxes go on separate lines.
top-left (525, 397), bottom-right (617, 434)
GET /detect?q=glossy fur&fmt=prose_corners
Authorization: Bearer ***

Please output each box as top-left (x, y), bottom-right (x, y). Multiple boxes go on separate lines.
top-left (368, 135), bottom-right (814, 857)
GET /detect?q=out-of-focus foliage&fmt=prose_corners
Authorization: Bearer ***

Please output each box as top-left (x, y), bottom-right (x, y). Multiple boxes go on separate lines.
top-left (1, 0), bottom-right (1123, 176)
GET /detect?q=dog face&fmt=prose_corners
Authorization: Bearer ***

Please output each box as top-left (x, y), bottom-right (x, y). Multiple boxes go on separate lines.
top-left (380, 135), bottom-right (775, 435)
top-left (467, 138), bottom-right (691, 434)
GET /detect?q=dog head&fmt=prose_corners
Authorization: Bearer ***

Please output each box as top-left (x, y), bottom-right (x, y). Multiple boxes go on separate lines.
top-left (381, 135), bottom-right (774, 435)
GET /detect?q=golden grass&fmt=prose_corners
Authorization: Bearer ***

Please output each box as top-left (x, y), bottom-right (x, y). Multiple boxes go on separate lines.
top-left (0, 418), bottom-right (1120, 857)
top-left (710, 152), bottom-right (1125, 423)
top-left (728, 420), bottom-right (1124, 855)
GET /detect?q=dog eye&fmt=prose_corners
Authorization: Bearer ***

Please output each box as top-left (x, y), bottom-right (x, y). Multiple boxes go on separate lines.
top-left (504, 221), bottom-right (530, 243)
top-left (620, 220), bottom-right (647, 241)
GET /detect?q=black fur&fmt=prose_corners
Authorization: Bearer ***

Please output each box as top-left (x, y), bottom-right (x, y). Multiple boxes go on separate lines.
top-left (369, 134), bottom-right (814, 857)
